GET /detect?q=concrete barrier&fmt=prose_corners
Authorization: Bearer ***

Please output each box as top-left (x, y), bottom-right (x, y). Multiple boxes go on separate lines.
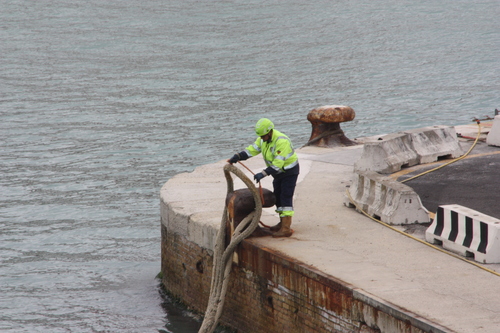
top-left (353, 132), bottom-right (419, 174)
top-left (402, 125), bottom-right (462, 164)
top-left (354, 126), bottom-right (462, 174)
top-left (425, 204), bottom-right (500, 263)
top-left (345, 170), bottom-right (430, 225)
top-left (486, 115), bottom-right (500, 147)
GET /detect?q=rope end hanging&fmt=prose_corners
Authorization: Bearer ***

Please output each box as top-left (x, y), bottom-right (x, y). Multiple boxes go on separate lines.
top-left (199, 164), bottom-right (264, 333)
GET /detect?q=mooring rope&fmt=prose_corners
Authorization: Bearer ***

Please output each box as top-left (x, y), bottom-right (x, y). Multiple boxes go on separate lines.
top-left (198, 163), bottom-right (263, 333)
top-left (236, 161), bottom-right (266, 204)
top-left (236, 160), bottom-right (272, 228)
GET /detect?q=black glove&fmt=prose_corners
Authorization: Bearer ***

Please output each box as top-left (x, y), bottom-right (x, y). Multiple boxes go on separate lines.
top-left (228, 154), bottom-right (240, 164)
top-left (254, 172), bottom-right (265, 183)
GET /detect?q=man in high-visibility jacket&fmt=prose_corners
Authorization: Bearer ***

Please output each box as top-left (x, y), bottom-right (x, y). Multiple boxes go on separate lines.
top-left (228, 118), bottom-right (299, 238)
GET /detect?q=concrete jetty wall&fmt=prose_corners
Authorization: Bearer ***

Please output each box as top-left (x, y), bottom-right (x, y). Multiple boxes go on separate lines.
top-left (160, 159), bottom-right (450, 333)
top-left (161, 223), bottom-right (447, 333)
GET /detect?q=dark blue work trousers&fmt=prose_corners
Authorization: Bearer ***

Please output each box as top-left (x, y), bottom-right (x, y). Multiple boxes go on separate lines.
top-left (272, 164), bottom-right (299, 216)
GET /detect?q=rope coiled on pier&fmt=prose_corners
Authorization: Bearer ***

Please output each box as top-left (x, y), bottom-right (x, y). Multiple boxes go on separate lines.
top-left (198, 163), bottom-right (263, 333)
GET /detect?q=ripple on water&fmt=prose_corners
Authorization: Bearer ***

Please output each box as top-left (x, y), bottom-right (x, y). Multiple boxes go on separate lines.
top-left (1, 0), bottom-right (499, 332)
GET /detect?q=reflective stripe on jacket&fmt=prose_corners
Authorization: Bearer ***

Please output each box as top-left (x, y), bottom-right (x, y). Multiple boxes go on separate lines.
top-left (244, 129), bottom-right (298, 174)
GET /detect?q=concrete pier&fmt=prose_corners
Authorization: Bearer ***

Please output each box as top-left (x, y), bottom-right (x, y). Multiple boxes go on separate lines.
top-left (160, 123), bottom-right (500, 333)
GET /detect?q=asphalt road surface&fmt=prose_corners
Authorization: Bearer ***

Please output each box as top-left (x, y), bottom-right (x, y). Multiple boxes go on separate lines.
top-left (397, 141), bottom-right (500, 219)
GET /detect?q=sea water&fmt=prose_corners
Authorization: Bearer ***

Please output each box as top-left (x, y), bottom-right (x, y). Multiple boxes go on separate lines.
top-left (1, 0), bottom-right (499, 332)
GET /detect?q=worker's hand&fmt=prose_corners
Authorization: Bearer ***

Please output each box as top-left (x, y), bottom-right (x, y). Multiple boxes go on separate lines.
top-left (254, 172), bottom-right (265, 183)
top-left (228, 154), bottom-right (240, 164)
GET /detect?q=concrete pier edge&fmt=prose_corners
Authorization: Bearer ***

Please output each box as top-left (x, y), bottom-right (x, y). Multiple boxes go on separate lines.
top-left (249, 238), bottom-right (454, 333)
top-left (160, 122), bottom-right (500, 333)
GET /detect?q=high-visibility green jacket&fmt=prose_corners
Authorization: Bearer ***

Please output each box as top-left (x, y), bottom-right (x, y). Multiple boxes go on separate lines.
top-left (244, 129), bottom-right (298, 175)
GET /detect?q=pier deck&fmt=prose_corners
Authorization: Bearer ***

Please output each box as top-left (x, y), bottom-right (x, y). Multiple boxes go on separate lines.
top-left (161, 123), bottom-right (500, 333)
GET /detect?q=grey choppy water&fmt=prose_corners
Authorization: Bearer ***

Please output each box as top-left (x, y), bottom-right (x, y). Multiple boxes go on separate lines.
top-left (1, 0), bottom-right (499, 332)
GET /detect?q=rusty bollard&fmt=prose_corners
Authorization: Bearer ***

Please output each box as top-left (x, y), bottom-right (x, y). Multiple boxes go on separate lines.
top-left (225, 188), bottom-right (276, 245)
top-left (305, 105), bottom-right (357, 147)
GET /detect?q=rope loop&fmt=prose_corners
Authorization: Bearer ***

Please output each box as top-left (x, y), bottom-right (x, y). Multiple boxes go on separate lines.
top-left (198, 163), bottom-right (263, 333)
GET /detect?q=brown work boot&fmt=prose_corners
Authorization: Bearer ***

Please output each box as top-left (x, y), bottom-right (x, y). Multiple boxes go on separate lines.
top-left (269, 217), bottom-right (282, 232)
top-left (272, 216), bottom-right (293, 238)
